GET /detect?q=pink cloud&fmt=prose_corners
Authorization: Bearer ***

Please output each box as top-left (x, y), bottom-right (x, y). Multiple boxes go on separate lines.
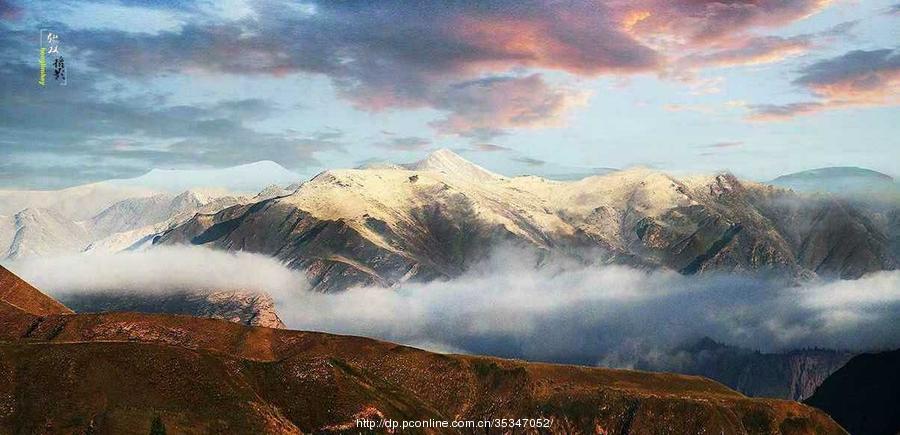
top-left (748, 49), bottom-right (900, 121)
top-left (429, 74), bottom-right (589, 138)
top-left (619, 0), bottom-right (832, 44)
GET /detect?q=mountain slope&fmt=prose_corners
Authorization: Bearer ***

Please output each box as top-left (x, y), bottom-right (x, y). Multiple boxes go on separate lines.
top-left (158, 149), bottom-right (896, 291)
top-left (0, 264), bottom-right (72, 316)
top-left (805, 349), bottom-right (900, 435)
top-left (86, 193), bottom-right (177, 238)
top-left (636, 338), bottom-right (853, 401)
top-left (4, 208), bottom-right (90, 260)
top-left (0, 183), bottom-right (158, 221)
top-left (0, 308), bottom-right (845, 434)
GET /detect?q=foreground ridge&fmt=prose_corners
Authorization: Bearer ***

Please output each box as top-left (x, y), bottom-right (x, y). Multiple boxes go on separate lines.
top-left (0, 276), bottom-right (845, 434)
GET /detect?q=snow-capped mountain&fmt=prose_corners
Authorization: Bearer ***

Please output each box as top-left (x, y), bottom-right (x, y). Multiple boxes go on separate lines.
top-left (0, 183), bottom-right (158, 222)
top-left (107, 160), bottom-right (301, 193)
top-left (0, 189), bottom-right (250, 260)
top-left (0, 161), bottom-right (306, 260)
top-left (157, 149), bottom-right (897, 291)
top-left (4, 208), bottom-right (91, 260)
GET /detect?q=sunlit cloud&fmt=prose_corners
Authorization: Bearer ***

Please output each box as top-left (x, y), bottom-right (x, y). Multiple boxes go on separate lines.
top-left (748, 48), bottom-right (900, 121)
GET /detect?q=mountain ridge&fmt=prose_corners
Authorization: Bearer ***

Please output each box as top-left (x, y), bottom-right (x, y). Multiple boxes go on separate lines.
top-left (0, 273), bottom-right (846, 434)
top-left (157, 149), bottom-right (897, 291)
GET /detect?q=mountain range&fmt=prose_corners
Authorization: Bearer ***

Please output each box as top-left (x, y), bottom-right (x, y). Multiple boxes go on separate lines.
top-left (1, 151), bottom-right (896, 417)
top-left (0, 265), bottom-right (846, 434)
top-left (156, 149), bottom-right (896, 292)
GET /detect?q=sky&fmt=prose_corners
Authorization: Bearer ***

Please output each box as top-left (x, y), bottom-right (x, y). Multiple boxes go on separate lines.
top-left (0, 0), bottom-right (898, 189)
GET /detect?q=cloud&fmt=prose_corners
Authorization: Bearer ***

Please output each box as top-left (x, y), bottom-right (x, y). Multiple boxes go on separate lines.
top-left (472, 143), bottom-right (512, 152)
top-left (5, 246), bottom-right (305, 298)
top-left (35, 0), bottom-right (830, 138)
top-left (0, 0), bottom-right (21, 21)
top-left (0, 29), bottom-right (343, 189)
top-left (747, 101), bottom-right (828, 121)
top-left (663, 103), bottom-right (714, 113)
top-left (622, 0), bottom-right (832, 44)
top-left (429, 74), bottom-right (589, 139)
top-left (678, 35), bottom-right (814, 69)
top-left (701, 141), bottom-right (743, 149)
top-left (512, 156), bottom-right (547, 167)
top-left (7, 246), bottom-right (899, 367)
top-left (794, 48), bottom-right (900, 101)
top-left (374, 136), bottom-right (431, 152)
top-left (747, 48), bottom-right (900, 121)
top-left (285, 249), bottom-right (900, 363)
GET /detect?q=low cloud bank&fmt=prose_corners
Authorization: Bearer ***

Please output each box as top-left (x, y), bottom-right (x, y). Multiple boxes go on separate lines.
top-left (6, 246), bottom-right (305, 297)
top-left (5, 246), bottom-right (899, 366)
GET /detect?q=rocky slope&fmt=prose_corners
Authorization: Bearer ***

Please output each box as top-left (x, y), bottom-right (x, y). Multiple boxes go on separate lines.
top-left (157, 149), bottom-right (896, 292)
top-left (59, 289), bottom-right (285, 328)
top-left (0, 278), bottom-right (845, 434)
top-left (805, 349), bottom-right (900, 435)
top-left (636, 338), bottom-right (853, 401)
top-left (81, 190), bottom-right (248, 253)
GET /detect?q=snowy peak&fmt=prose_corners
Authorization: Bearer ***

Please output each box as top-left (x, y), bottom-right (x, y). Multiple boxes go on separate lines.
top-left (109, 161), bottom-right (301, 193)
top-left (408, 148), bottom-right (501, 182)
top-left (5, 207), bottom-right (90, 260)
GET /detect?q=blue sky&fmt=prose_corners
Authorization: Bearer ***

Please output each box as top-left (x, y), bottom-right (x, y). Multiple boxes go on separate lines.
top-left (1, 0), bottom-right (898, 188)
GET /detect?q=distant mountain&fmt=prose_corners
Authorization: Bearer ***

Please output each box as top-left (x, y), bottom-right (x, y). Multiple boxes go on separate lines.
top-left (0, 182), bottom-right (158, 221)
top-left (770, 167), bottom-right (897, 196)
top-left (86, 194), bottom-right (177, 238)
top-left (0, 274), bottom-right (845, 434)
top-left (0, 188), bottom-right (253, 259)
top-left (107, 160), bottom-right (301, 193)
top-left (635, 337), bottom-right (853, 401)
top-left (4, 208), bottom-right (90, 260)
top-left (158, 148), bottom-right (896, 291)
top-left (81, 190), bottom-right (249, 250)
top-left (805, 349), bottom-right (900, 435)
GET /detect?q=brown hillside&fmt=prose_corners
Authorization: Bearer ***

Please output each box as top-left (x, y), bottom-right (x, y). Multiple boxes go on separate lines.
top-left (0, 308), bottom-right (846, 434)
top-left (0, 264), bottom-right (72, 316)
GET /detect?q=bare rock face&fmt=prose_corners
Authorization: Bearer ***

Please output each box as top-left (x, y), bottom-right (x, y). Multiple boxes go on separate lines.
top-left (157, 149), bottom-right (896, 292)
top-left (58, 289), bottom-right (285, 329)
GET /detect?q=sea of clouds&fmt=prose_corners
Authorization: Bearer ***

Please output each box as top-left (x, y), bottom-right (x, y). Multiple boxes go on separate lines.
top-left (6, 245), bottom-right (899, 366)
